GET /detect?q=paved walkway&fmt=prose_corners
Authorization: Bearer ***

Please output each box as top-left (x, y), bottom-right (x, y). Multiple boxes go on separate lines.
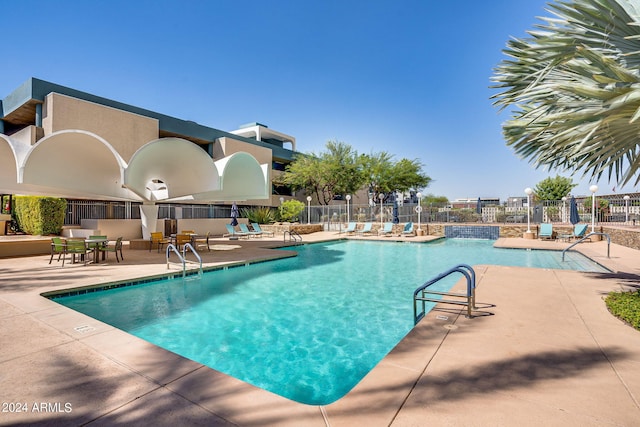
top-left (0, 233), bottom-right (639, 426)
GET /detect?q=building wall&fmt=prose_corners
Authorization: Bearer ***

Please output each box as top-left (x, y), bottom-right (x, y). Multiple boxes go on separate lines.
top-left (41, 93), bottom-right (159, 162)
top-left (214, 136), bottom-right (272, 165)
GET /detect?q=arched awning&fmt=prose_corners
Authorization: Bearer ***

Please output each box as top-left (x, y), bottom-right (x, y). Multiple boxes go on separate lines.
top-left (124, 137), bottom-right (220, 201)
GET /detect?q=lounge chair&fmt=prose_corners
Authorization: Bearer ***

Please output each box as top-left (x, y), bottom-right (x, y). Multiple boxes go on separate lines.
top-left (341, 222), bottom-right (357, 235)
top-left (149, 232), bottom-right (170, 253)
top-left (102, 237), bottom-right (124, 262)
top-left (401, 222), bottom-right (414, 237)
top-left (539, 223), bottom-right (556, 240)
top-left (573, 224), bottom-right (588, 240)
top-left (356, 222), bottom-right (373, 236)
top-left (251, 223), bottom-right (275, 237)
top-left (378, 222), bottom-right (394, 236)
top-left (239, 223), bottom-right (262, 238)
top-left (224, 224), bottom-right (249, 239)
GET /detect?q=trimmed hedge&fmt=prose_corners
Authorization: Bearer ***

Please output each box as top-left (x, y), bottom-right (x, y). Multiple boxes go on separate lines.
top-left (15, 196), bottom-right (67, 235)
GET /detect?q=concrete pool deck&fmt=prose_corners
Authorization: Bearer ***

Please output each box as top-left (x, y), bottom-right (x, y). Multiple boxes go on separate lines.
top-left (0, 233), bottom-right (639, 426)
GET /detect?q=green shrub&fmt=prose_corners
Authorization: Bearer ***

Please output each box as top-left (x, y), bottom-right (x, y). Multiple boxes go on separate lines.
top-left (279, 200), bottom-right (305, 222)
top-left (605, 290), bottom-right (640, 331)
top-left (241, 206), bottom-right (277, 224)
top-left (15, 196), bottom-right (66, 235)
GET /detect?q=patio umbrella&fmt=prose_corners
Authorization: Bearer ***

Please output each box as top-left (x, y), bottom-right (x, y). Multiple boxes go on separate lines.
top-left (230, 202), bottom-right (239, 226)
top-left (569, 196), bottom-right (580, 225)
top-left (392, 199), bottom-right (399, 224)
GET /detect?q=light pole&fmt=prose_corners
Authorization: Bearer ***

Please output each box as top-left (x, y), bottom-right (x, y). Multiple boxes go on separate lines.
top-left (306, 196), bottom-right (312, 224)
top-left (562, 196), bottom-right (567, 223)
top-left (524, 188), bottom-right (533, 233)
top-left (590, 185), bottom-right (598, 232)
top-left (379, 193), bottom-right (385, 228)
top-left (416, 192), bottom-right (422, 232)
top-left (624, 195), bottom-right (630, 223)
top-left (345, 194), bottom-right (351, 224)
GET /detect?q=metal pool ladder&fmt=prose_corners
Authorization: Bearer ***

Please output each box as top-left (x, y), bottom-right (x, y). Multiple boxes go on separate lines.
top-left (283, 230), bottom-right (302, 243)
top-left (413, 264), bottom-right (477, 324)
top-left (166, 243), bottom-right (203, 277)
top-left (561, 232), bottom-right (610, 262)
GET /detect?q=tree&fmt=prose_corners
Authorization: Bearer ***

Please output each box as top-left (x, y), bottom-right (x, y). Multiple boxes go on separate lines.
top-left (279, 140), bottom-right (365, 205)
top-left (492, 0), bottom-right (640, 187)
top-left (423, 194), bottom-right (449, 205)
top-left (362, 152), bottom-right (431, 203)
top-left (534, 176), bottom-right (577, 201)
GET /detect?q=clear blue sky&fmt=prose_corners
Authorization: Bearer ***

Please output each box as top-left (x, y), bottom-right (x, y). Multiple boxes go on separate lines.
top-left (2, 0), bottom-right (636, 201)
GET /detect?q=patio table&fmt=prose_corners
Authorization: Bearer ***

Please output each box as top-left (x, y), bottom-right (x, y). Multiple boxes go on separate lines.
top-left (85, 238), bottom-right (108, 263)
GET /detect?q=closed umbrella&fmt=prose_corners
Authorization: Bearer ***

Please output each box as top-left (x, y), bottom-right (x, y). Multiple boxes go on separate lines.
top-left (393, 199), bottom-right (399, 224)
top-left (569, 196), bottom-right (580, 225)
top-left (230, 202), bottom-right (239, 226)
top-left (476, 197), bottom-right (482, 214)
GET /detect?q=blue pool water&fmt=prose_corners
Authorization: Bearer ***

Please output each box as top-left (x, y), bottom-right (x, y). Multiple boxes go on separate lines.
top-left (54, 239), bottom-right (606, 405)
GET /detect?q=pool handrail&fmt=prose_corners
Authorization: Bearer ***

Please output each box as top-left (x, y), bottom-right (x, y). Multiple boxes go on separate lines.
top-left (561, 232), bottom-right (610, 262)
top-left (166, 243), bottom-right (202, 277)
top-left (413, 264), bottom-right (476, 323)
top-left (283, 230), bottom-right (302, 243)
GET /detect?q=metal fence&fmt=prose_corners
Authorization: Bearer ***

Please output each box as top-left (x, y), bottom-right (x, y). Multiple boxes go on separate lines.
top-left (65, 196), bottom-right (640, 228)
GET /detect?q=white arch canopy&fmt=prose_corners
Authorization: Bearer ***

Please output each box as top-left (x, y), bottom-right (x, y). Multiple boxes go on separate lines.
top-left (1, 132), bottom-right (269, 203)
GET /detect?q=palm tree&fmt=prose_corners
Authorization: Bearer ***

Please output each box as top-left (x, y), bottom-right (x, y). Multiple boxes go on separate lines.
top-left (492, 0), bottom-right (640, 187)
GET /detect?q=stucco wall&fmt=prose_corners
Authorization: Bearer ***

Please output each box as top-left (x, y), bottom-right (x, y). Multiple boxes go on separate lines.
top-left (42, 93), bottom-right (159, 161)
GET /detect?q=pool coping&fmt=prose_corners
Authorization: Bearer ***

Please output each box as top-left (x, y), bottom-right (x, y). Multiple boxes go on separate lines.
top-left (1, 233), bottom-right (639, 425)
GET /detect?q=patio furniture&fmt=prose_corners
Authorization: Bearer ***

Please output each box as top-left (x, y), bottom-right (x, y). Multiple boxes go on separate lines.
top-left (239, 223), bottom-right (262, 238)
top-left (402, 222), bottom-right (415, 236)
top-left (87, 235), bottom-right (108, 262)
top-left (378, 222), bottom-right (394, 236)
top-left (251, 223), bottom-right (275, 237)
top-left (223, 224), bottom-right (249, 239)
top-left (101, 237), bottom-right (124, 262)
top-left (175, 233), bottom-right (192, 250)
top-left (539, 223), bottom-right (556, 240)
top-left (64, 238), bottom-right (90, 266)
top-left (193, 232), bottom-right (211, 252)
top-left (49, 237), bottom-right (66, 264)
top-left (341, 222), bottom-right (357, 235)
top-left (149, 232), bottom-right (170, 253)
top-left (573, 224), bottom-right (588, 239)
top-left (356, 222), bottom-right (373, 236)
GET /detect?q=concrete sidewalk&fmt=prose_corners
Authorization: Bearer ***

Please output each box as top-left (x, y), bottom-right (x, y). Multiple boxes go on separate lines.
top-left (0, 234), bottom-right (638, 426)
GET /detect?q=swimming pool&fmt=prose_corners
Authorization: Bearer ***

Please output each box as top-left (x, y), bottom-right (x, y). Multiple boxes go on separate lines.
top-left (53, 239), bottom-right (606, 405)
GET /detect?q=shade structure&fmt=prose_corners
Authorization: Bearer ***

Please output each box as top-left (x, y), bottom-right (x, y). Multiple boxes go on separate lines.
top-left (230, 202), bottom-right (239, 226)
top-left (570, 196), bottom-right (580, 225)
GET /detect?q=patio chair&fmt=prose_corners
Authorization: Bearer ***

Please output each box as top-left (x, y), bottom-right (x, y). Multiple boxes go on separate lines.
top-left (149, 232), bottom-right (170, 253)
top-left (49, 237), bottom-right (66, 264)
top-left (355, 222), bottom-right (373, 236)
top-left (251, 223), bottom-right (275, 237)
top-left (102, 237), bottom-right (124, 262)
top-left (378, 222), bottom-right (394, 236)
top-left (64, 238), bottom-right (90, 266)
top-left (175, 233), bottom-right (192, 250)
top-left (193, 232), bottom-right (211, 252)
top-left (573, 224), bottom-right (588, 240)
top-left (539, 223), bottom-right (556, 240)
top-left (341, 222), bottom-right (357, 235)
top-left (401, 222), bottom-right (415, 236)
top-left (181, 230), bottom-right (195, 235)
top-left (224, 224), bottom-right (249, 239)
